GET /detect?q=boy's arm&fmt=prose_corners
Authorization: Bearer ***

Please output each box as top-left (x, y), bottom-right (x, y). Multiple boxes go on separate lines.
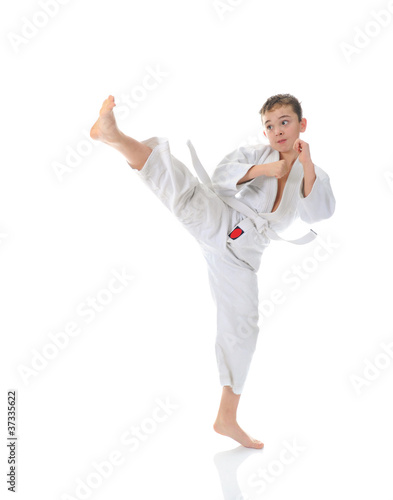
top-left (298, 167), bottom-right (336, 223)
top-left (212, 144), bottom-right (270, 196)
top-left (237, 160), bottom-right (291, 184)
top-left (293, 138), bottom-right (316, 197)
top-left (301, 160), bottom-right (317, 197)
top-left (294, 139), bottom-right (335, 223)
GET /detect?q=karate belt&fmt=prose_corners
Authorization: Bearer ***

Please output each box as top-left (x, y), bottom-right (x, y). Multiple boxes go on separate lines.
top-left (186, 140), bottom-right (317, 246)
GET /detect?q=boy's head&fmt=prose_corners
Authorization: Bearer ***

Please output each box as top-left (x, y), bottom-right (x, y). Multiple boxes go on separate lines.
top-left (259, 94), bottom-right (307, 152)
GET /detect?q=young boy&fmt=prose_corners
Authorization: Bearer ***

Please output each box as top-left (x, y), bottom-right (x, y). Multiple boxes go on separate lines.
top-left (90, 93), bottom-right (335, 449)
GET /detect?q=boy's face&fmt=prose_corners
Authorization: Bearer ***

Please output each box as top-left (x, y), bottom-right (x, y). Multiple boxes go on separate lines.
top-left (262, 105), bottom-right (307, 153)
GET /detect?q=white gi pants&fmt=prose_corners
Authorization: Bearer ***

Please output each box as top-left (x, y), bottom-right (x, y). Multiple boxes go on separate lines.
top-left (131, 137), bottom-right (270, 395)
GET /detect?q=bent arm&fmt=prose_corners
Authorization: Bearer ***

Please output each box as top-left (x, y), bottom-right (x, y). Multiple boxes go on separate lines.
top-left (236, 161), bottom-right (282, 185)
top-left (298, 165), bottom-right (336, 223)
top-left (211, 144), bottom-right (271, 196)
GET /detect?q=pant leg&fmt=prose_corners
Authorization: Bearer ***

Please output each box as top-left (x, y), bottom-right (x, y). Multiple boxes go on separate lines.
top-left (131, 136), bottom-right (231, 253)
top-left (203, 250), bottom-right (260, 395)
top-left (132, 136), bottom-right (261, 394)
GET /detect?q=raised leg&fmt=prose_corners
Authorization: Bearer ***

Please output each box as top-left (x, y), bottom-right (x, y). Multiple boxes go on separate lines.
top-left (90, 95), bottom-right (152, 170)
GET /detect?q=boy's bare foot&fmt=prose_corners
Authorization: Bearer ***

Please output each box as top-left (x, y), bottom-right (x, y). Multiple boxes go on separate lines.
top-left (90, 95), bottom-right (122, 144)
top-left (213, 418), bottom-right (264, 449)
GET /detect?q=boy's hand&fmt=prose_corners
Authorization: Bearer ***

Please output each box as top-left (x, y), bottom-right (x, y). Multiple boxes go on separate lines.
top-left (265, 159), bottom-right (291, 178)
top-left (293, 139), bottom-right (312, 167)
top-left (275, 159), bottom-right (291, 178)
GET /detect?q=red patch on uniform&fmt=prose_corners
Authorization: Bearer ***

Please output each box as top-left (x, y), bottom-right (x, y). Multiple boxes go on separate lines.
top-left (229, 227), bottom-right (244, 240)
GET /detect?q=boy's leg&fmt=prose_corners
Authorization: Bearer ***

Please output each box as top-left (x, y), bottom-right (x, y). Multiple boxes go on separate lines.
top-left (205, 251), bottom-right (264, 449)
top-left (90, 95), bottom-right (152, 170)
top-left (91, 95), bottom-right (230, 251)
top-left (214, 387), bottom-right (264, 449)
top-left (205, 252), bottom-right (260, 394)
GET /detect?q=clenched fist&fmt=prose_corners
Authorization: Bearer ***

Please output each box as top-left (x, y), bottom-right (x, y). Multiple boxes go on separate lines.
top-left (264, 159), bottom-right (291, 179)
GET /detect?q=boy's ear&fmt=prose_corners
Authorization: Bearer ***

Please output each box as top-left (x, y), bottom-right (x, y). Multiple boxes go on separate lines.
top-left (300, 118), bottom-right (307, 132)
top-left (263, 129), bottom-right (267, 138)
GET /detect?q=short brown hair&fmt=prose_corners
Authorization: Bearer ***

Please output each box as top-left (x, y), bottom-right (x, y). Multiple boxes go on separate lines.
top-left (259, 94), bottom-right (303, 123)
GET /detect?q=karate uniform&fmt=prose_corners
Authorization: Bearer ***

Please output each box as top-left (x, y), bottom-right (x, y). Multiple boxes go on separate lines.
top-left (130, 137), bottom-right (335, 394)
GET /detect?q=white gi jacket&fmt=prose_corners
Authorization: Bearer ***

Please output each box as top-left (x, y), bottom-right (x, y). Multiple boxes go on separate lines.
top-left (187, 140), bottom-right (336, 273)
top-left (211, 143), bottom-right (336, 231)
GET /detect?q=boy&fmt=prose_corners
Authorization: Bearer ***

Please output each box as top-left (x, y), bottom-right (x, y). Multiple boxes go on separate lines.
top-left (90, 93), bottom-right (335, 449)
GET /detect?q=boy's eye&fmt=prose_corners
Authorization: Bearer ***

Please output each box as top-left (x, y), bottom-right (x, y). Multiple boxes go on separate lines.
top-left (267, 120), bottom-right (288, 130)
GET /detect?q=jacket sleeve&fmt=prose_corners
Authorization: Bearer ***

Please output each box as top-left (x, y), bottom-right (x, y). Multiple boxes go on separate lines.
top-left (211, 145), bottom-right (270, 197)
top-left (297, 165), bottom-right (336, 223)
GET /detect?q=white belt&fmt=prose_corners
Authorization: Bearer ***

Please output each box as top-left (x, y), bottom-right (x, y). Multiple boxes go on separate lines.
top-left (186, 140), bottom-right (317, 245)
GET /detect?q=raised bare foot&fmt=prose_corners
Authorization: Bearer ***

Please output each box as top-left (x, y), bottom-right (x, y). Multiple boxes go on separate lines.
top-left (90, 95), bottom-right (122, 144)
top-left (214, 418), bottom-right (264, 449)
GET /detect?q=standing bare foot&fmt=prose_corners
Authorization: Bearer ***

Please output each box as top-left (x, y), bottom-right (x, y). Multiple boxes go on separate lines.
top-left (90, 95), bottom-right (122, 144)
top-left (213, 418), bottom-right (264, 449)
top-left (214, 386), bottom-right (264, 449)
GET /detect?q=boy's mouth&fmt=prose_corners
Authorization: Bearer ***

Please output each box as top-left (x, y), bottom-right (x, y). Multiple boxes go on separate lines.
top-left (277, 139), bottom-right (287, 144)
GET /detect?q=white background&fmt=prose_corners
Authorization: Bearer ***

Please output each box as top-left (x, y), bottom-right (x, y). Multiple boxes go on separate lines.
top-left (1, 0), bottom-right (393, 498)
